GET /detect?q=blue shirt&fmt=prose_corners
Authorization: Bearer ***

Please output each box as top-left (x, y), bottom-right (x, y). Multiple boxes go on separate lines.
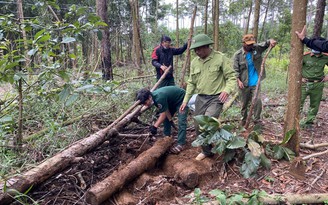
top-left (246, 52), bottom-right (259, 86)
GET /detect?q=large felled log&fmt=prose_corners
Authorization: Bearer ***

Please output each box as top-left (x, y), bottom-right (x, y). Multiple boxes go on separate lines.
top-left (85, 137), bottom-right (174, 205)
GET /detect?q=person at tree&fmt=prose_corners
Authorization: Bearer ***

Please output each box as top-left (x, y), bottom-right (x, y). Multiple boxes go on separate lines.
top-left (179, 34), bottom-right (236, 161)
top-left (296, 25), bottom-right (328, 52)
top-left (233, 34), bottom-right (277, 126)
top-left (151, 35), bottom-right (188, 88)
top-left (136, 86), bottom-right (188, 154)
top-left (300, 49), bottom-right (328, 127)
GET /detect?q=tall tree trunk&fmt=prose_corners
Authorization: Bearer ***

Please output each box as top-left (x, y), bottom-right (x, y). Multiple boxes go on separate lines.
top-left (259, 0), bottom-right (270, 41)
top-left (16, 0), bottom-right (27, 151)
top-left (213, 0), bottom-right (219, 50)
top-left (204, 0), bottom-right (208, 34)
top-left (253, 0), bottom-right (261, 40)
top-left (312, 0), bottom-right (326, 38)
top-left (130, 0), bottom-right (142, 69)
top-left (96, 0), bottom-right (113, 80)
top-left (174, 0), bottom-right (179, 81)
top-left (244, 0), bottom-right (253, 35)
top-left (284, 0), bottom-right (307, 155)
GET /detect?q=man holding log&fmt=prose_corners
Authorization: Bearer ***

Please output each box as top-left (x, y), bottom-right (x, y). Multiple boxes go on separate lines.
top-left (233, 34), bottom-right (277, 127)
top-left (151, 35), bottom-right (188, 88)
top-left (136, 86), bottom-right (188, 154)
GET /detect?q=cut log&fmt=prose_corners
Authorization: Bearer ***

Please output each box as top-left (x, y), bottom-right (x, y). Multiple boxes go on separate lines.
top-left (85, 137), bottom-right (174, 205)
top-left (162, 154), bottom-right (215, 189)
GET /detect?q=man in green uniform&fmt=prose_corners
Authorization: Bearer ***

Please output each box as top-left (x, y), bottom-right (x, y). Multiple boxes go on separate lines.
top-left (300, 49), bottom-right (328, 127)
top-left (136, 86), bottom-right (188, 154)
top-left (179, 34), bottom-right (237, 160)
top-left (233, 34), bottom-right (277, 126)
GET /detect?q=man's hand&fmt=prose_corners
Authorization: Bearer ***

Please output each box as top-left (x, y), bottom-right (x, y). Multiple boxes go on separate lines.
top-left (179, 102), bottom-right (187, 112)
top-left (219, 92), bottom-right (229, 103)
top-left (160, 65), bottom-right (168, 71)
top-left (237, 78), bottom-right (244, 89)
top-left (322, 75), bottom-right (328, 82)
top-left (269, 39), bottom-right (277, 47)
top-left (149, 125), bottom-right (158, 135)
top-left (295, 25), bottom-right (306, 41)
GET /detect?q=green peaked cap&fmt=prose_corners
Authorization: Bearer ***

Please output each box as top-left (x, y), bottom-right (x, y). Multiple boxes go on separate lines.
top-left (190, 34), bottom-right (214, 49)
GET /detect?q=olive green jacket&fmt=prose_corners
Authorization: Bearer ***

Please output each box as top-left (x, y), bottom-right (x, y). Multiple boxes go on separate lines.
top-left (233, 40), bottom-right (270, 86)
top-left (183, 50), bottom-right (237, 103)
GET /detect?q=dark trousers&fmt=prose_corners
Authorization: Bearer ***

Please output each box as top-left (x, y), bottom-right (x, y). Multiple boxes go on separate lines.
top-left (240, 86), bottom-right (262, 123)
top-left (194, 94), bottom-right (223, 156)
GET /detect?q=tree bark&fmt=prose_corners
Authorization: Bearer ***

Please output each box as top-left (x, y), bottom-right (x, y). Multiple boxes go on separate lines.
top-left (130, 0), bottom-right (142, 69)
top-left (179, 6), bottom-right (197, 88)
top-left (253, 0), bottom-right (260, 40)
top-left (284, 0), bottom-right (307, 155)
top-left (213, 0), bottom-right (219, 50)
top-left (85, 137), bottom-right (174, 205)
top-left (244, 0), bottom-right (252, 35)
top-left (204, 0), bottom-right (208, 34)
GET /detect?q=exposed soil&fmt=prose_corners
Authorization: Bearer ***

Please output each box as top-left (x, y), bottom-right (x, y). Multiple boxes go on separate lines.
top-left (12, 88), bottom-right (328, 205)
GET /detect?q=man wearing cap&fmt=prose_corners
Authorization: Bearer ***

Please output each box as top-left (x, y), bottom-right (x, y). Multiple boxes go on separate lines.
top-left (151, 35), bottom-right (188, 88)
top-left (136, 86), bottom-right (188, 154)
top-left (300, 49), bottom-right (328, 127)
top-left (179, 34), bottom-right (236, 161)
top-left (233, 34), bottom-right (277, 126)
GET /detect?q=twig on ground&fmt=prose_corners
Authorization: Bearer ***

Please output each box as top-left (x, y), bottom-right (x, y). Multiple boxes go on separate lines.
top-left (302, 149), bottom-right (328, 160)
top-left (310, 169), bottom-right (326, 186)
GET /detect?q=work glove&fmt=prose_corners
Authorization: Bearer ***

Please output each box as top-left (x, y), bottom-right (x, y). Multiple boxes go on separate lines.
top-left (149, 125), bottom-right (158, 135)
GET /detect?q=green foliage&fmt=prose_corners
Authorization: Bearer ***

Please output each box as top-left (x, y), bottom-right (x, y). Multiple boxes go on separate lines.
top-left (192, 115), bottom-right (273, 178)
top-left (189, 188), bottom-right (268, 205)
top-left (265, 129), bottom-right (295, 161)
top-left (187, 188), bottom-right (209, 205)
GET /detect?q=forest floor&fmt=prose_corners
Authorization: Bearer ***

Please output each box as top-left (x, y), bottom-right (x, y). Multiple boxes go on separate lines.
top-left (12, 88), bottom-right (328, 205)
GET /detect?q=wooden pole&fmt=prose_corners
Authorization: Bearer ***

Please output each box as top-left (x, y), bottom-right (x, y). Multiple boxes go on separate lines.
top-left (179, 6), bottom-right (197, 88)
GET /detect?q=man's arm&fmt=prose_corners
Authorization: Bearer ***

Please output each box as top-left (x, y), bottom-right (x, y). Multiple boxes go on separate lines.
top-left (172, 43), bottom-right (188, 55)
top-left (296, 25), bottom-right (328, 52)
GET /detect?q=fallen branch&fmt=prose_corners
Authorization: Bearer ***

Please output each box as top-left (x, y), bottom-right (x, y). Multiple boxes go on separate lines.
top-left (201, 193), bottom-right (328, 205)
top-left (300, 142), bottom-right (328, 150)
top-left (311, 169), bottom-right (325, 186)
top-left (85, 137), bottom-right (174, 205)
top-left (302, 149), bottom-right (328, 160)
top-left (118, 133), bottom-right (149, 138)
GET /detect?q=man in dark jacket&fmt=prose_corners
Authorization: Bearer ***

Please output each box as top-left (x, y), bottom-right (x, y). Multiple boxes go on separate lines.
top-left (151, 35), bottom-right (188, 88)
